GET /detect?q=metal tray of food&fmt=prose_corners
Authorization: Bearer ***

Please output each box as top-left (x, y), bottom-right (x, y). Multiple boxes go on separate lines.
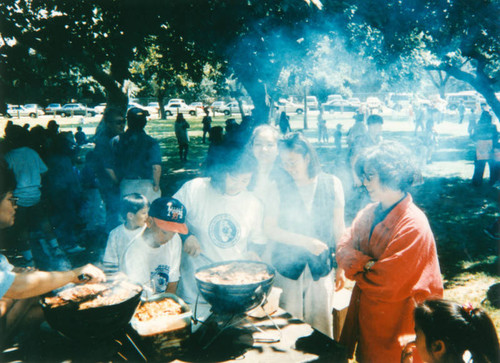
top-left (130, 293), bottom-right (191, 336)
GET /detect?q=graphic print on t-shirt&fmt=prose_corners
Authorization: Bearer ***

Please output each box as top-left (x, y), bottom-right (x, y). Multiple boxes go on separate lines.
top-left (150, 265), bottom-right (170, 293)
top-left (209, 214), bottom-right (241, 248)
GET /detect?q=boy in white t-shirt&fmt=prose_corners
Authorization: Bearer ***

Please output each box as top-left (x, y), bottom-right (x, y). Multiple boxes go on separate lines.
top-left (102, 193), bottom-right (149, 273)
top-left (120, 197), bottom-right (187, 296)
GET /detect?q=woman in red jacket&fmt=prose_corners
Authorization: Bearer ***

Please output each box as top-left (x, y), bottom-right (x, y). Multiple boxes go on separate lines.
top-left (336, 140), bottom-right (443, 362)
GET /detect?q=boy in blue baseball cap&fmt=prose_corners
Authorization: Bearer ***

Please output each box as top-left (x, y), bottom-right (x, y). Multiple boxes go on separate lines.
top-left (119, 197), bottom-right (187, 295)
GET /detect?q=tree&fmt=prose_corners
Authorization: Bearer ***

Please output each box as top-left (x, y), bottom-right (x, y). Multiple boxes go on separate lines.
top-left (330, 0), bottom-right (500, 118)
top-left (0, 0), bottom-right (171, 112)
top-left (163, 0), bottom-right (325, 123)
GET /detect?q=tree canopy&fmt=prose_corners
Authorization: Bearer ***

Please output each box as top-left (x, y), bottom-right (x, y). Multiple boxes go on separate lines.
top-left (0, 0), bottom-right (498, 119)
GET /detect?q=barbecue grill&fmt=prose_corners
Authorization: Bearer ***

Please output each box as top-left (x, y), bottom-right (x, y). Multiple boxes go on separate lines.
top-left (195, 260), bottom-right (275, 314)
top-left (40, 280), bottom-right (143, 340)
top-left (193, 260), bottom-right (281, 350)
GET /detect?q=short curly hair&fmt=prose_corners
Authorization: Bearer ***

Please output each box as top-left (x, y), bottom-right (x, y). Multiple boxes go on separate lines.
top-left (354, 140), bottom-right (420, 192)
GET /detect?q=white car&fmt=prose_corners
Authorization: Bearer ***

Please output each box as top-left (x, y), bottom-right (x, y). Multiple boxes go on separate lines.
top-left (94, 103), bottom-right (107, 114)
top-left (305, 96), bottom-right (319, 110)
top-left (57, 103), bottom-right (96, 117)
top-left (220, 101), bottom-right (253, 116)
top-left (164, 102), bottom-right (197, 116)
top-left (210, 101), bottom-right (226, 113)
top-left (190, 102), bottom-right (205, 113)
top-left (276, 99), bottom-right (304, 114)
top-left (326, 94), bottom-right (343, 103)
top-left (45, 103), bottom-right (62, 114)
top-left (23, 104), bottom-right (45, 116)
top-left (145, 102), bottom-right (160, 115)
top-left (347, 98), bottom-right (361, 108)
top-left (6, 105), bottom-right (38, 118)
top-left (365, 96), bottom-right (383, 111)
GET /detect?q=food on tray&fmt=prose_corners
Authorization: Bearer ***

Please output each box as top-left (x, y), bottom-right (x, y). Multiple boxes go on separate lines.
top-left (134, 298), bottom-right (183, 322)
top-left (43, 281), bottom-right (141, 310)
top-left (195, 262), bottom-right (272, 285)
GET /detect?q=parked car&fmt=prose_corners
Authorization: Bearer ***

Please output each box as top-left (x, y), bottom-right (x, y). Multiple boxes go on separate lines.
top-left (365, 96), bottom-right (383, 111)
top-left (166, 99), bottom-right (186, 106)
top-left (347, 97), bottom-right (361, 108)
top-left (189, 102), bottom-right (205, 113)
top-left (93, 103), bottom-right (107, 114)
top-left (275, 99), bottom-right (304, 114)
top-left (164, 102), bottom-right (197, 116)
top-left (323, 99), bottom-right (358, 113)
top-left (219, 101), bottom-right (253, 116)
top-left (385, 93), bottom-right (415, 111)
top-left (23, 104), bottom-right (45, 116)
top-left (305, 96), bottom-right (319, 110)
top-left (210, 101), bottom-right (226, 113)
top-left (326, 94), bottom-right (343, 103)
top-left (56, 103), bottom-right (96, 117)
top-left (5, 105), bottom-right (38, 118)
top-left (45, 103), bottom-right (62, 114)
top-left (144, 102), bottom-right (160, 115)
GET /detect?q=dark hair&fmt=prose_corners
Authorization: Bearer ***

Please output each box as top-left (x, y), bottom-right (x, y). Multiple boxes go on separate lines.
top-left (367, 114), bottom-right (383, 125)
top-left (127, 107), bottom-right (148, 131)
top-left (0, 160), bottom-right (16, 201)
top-left (478, 111), bottom-right (492, 125)
top-left (4, 125), bottom-right (30, 150)
top-left (279, 132), bottom-right (321, 178)
top-left (120, 193), bottom-right (149, 219)
top-left (355, 140), bottom-right (420, 192)
top-left (209, 149), bottom-right (257, 194)
top-left (415, 299), bottom-right (499, 363)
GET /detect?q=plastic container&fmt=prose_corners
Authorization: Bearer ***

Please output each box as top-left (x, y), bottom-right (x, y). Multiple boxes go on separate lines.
top-left (130, 293), bottom-right (191, 337)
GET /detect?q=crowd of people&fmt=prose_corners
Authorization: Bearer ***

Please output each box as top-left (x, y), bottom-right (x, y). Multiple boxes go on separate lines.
top-left (0, 103), bottom-right (499, 362)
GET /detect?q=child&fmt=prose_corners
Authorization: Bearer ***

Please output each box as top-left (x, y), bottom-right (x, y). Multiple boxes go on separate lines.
top-left (75, 126), bottom-right (87, 146)
top-left (402, 299), bottom-right (500, 363)
top-left (102, 193), bottom-right (149, 273)
top-left (120, 197), bottom-right (187, 296)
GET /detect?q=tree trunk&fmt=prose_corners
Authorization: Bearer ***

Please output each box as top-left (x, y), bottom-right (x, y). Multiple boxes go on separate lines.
top-left (237, 76), bottom-right (269, 125)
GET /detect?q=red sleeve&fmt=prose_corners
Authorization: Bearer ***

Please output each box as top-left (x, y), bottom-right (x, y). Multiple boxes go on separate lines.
top-left (336, 211), bottom-right (373, 279)
top-left (354, 223), bottom-right (440, 302)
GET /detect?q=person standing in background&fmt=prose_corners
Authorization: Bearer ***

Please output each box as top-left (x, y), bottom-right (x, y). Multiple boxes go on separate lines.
top-left (471, 110), bottom-right (498, 186)
top-left (334, 124), bottom-right (342, 154)
top-left (74, 126), bottom-right (87, 146)
top-left (201, 107), bottom-right (212, 144)
top-left (111, 107), bottom-right (161, 203)
top-left (278, 111), bottom-right (291, 135)
top-left (175, 113), bottom-right (190, 162)
top-left (93, 106), bottom-right (126, 232)
top-left (458, 100), bottom-right (466, 124)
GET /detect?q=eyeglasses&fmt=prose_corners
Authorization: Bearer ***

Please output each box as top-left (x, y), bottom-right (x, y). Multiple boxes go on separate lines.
top-left (8, 197), bottom-right (19, 206)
